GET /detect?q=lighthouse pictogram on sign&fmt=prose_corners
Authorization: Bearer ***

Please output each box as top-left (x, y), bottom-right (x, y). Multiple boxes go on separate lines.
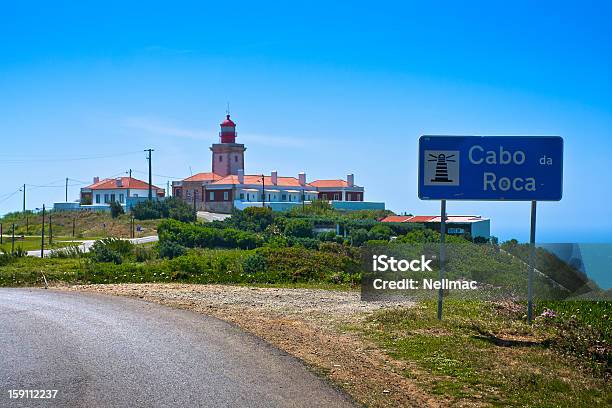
top-left (423, 150), bottom-right (460, 186)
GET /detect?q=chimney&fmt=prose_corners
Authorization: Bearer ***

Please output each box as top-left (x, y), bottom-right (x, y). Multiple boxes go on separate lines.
top-left (237, 169), bottom-right (244, 184)
top-left (298, 172), bottom-right (306, 186)
top-left (271, 170), bottom-right (278, 185)
top-left (93, 176), bottom-right (99, 184)
top-left (347, 173), bottom-right (354, 187)
top-left (116, 178), bottom-right (123, 187)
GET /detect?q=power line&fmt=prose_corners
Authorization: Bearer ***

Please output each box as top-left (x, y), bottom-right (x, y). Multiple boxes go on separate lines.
top-left (131, 169), bottom-right (185, 180)
top-left (0, 189), bottom-right (21, 205)
top-left (0, 151), bottom-right (144, 165)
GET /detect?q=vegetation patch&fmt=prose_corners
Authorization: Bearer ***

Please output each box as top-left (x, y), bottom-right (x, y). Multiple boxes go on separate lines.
top-left (361, 299), bottom-right (611, 407)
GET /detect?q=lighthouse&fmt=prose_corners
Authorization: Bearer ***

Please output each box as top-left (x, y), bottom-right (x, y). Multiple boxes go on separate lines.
top-left (210, 114), bottom-right (246, 177)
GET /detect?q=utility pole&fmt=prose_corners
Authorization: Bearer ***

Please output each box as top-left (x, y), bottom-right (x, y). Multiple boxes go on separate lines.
top-left (11, 224), bottom-right (15, 256)
top-left (72, 217), bottom-right (76, 238)
top-left (0, 223), bottom-right (2, 244)
top-left (145, 149), bottom-right (154, 201)
top-left (49, 213), bottom-right (53, 245)
top-left (41, 205), bottom-right (45, 258)
top-left (65, 178), bottom-right (68, 202)
top-left (167, 180), bottom-right (170, 197)
top-left (261, 174), bottom-right (265, 208)
top-left (22, 184), bottom-right (26, 213)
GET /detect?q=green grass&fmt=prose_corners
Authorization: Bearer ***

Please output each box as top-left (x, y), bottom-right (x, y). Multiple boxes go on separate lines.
top-left (360, 299), bottom-right (611, 407)
top-left (0, 256), bottom-right (84, 286)
top-left (0, 236), bottom-right (76, 252)
top-left (0, 210), bottom-right (160, 238)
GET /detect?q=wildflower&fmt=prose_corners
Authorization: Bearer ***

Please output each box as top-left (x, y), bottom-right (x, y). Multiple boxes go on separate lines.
top-left (540, 308), bottom-right (557, 318)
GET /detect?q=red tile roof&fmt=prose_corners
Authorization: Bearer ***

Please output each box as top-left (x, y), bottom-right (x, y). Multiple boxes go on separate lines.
top-left (380, 215), bottom-right (412, 223)
top-left (407, 216), bottom-right (437, 223)
top-left (381, 215), bottom-right (485, 223)
top-left (85, 177), bottom-right (161, 191)
top-left (211, 174), bottom-right (308, 188)
top-left (309, 179), bottom-right (349, 188)
top-left (183, 172), bottom-right (221, 182)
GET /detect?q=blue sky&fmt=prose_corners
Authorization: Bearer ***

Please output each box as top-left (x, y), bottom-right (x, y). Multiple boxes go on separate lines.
top-left (0, 1), bottom-right (611, 242)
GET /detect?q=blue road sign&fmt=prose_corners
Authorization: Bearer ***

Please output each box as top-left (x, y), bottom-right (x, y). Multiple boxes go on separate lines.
top-left (418, 136), bottom-right (563, 201)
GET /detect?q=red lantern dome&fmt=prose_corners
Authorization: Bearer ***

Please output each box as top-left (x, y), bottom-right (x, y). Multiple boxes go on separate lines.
top-left (220, 114), bottom-right (236, 143)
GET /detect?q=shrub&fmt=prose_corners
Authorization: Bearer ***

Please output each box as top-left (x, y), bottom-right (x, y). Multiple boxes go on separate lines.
top-left (348, 228), bottom-right (369, 246)
top-left (157, 219), bottom-right (263, 250)
top-left (109, 201), bottom-right (124, 218)
top-left (261, 246), bottom-right (360, 282)
top-left (368, 224), bottom-right (393, 241)
top-left (158, 240), bottom-right (187, 259)
top-left (49, 245), bottom-right (83, 259)
top-left (242, 252), bottom-right (267, 274)
top-left (221, 207), bottom-right (275, 232)
top-left (89, 237), bottom-right (134, 264)
top-left (284, 218), bottom-right (313, 238)
top-left (90, 243), bottom-right (123, 264)
top-left (134, 245), bottom-right (156, 262)
top-left (132, 197), bottom-right (195, 222)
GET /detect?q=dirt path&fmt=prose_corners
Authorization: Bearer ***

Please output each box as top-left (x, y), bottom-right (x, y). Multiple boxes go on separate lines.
top-left (59, 284), bottom-right (443, 408)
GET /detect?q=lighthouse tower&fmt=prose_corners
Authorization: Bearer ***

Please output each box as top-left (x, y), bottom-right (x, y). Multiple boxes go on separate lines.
top-left (210, 114), bottom-right (246, 177)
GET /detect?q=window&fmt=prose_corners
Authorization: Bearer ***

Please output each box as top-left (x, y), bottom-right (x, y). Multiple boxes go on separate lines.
top-left (110, 194), bottom-right (115, 202)
top-left (119, 194), bottom-right (124, 203)
top-left (186, 190), bottom-right (191, 199)
top-left (104, 194), bottom-right (109, 203)
top-left (281, 194), bottom-right (286, 201)
top-left (223, 191), bottom-right (229, 200)
top-left (175, 188), bottom-right (182, 198)
top-left (194, 190), bottom-right (199, 199)
top-left (240, 193), bottom-right (244, 200)
top-left (234, 155), bottom-right (238, 162)
top-left (96, 194), bottom-right (100, 204)
top-left (219, 156), bottom-right (223, 162)
top-left (333, 193), bottom-right (339, 200)
top-left (209, 191), bottom-right (215, 201)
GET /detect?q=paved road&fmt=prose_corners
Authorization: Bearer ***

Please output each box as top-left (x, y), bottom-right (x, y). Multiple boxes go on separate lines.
top-left (197, 211), bottom-right (231, 222)
top-left (26, 235), bottom-right (159, 258)
top-left (0, 289), bottom-right (355, 408)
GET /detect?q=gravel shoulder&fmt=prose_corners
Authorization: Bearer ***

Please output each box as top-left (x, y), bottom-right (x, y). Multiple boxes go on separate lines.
top-left (59, 283), bottom-right (442, 408)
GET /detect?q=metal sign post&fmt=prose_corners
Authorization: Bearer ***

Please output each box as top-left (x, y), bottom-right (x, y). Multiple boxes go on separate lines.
top-left (527, 201), bottom-right (537, 323)
top-left (437, 200), bottom-right (447, 320)
top-left (40, 204), bottom-right (45, 258)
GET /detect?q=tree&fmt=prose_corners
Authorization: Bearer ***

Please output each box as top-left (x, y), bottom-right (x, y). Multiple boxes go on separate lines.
top-left (284, 219), bottom-right (313, 238)
top-left (109, 201), bottom-right (124, 218)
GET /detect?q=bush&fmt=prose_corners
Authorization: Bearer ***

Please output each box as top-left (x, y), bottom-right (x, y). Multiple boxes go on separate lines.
top-left (109, 201), bottom-right (124, 218)
top-left (158, 219), bottom-right (263, 250)
top-left (89, 237), bottom-right (134, 264)
top-left (134, 245), bottom-right (156, 262)
top-left (90, 243), bottom-right (123, 264)
top-left (132, 197), bottom-right (195, 222)
top-left (284, 218), bottom-right (313, 238)
top-left (242, 252), bottom-right (267, 274)
top-left (348, 228), bottom-right (369, 246)
top-left (158, 240), bottom-right (187, 259)
top-left (49, 245), bottom-right (83, 259)
top-left (221, 207), bottom-right (275, 232)
top-left (261, 246), bottom-right (360, 282)
top-left (368, 224), bottom-right (393, 241)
